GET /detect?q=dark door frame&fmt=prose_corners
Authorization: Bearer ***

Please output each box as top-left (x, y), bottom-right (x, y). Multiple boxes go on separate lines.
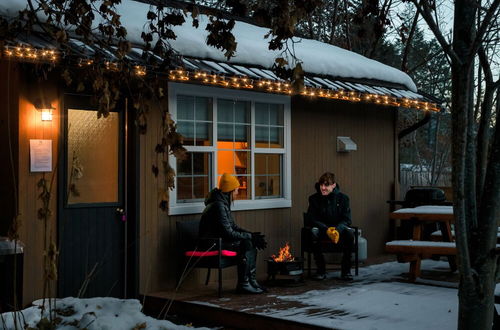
top-left (57, 93), bottom-right (139, 298)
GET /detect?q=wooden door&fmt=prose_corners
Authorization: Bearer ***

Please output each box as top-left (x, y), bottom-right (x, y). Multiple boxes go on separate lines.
top-left (58, 95), bottom-right (126, 298)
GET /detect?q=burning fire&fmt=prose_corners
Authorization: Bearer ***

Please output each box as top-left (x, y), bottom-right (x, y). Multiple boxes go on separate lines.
top-left (272, 242), bottom-right (295, 262)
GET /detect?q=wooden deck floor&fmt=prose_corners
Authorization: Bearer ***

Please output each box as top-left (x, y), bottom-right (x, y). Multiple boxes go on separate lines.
top-left (142, 257), bottom-right (459, 329)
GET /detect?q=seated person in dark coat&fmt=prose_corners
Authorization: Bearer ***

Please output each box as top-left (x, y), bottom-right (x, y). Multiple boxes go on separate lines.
top-left (199, 173), bottom-right (267, 294)
top-left (306, 172), bottom-right (355, 281)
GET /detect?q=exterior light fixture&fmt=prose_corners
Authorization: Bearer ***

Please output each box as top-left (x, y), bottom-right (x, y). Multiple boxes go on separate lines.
top-left (34, 98), bottom-right (54, 121)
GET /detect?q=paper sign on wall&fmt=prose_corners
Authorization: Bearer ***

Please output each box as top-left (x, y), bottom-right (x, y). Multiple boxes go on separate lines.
top-left (30, 139), bottom-right (52, 172)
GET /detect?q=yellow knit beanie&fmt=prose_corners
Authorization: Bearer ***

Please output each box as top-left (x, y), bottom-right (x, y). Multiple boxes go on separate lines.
top-left (219, 173), bottom-right (240, 192)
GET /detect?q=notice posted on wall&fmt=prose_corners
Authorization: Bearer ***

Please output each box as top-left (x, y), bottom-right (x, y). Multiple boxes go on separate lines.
top-left (30, 139), bottom-right (52, 172)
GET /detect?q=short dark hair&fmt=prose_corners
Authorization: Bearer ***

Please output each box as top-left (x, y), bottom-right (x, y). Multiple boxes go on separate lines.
top-left (318, 172), bottom-right (335, 185)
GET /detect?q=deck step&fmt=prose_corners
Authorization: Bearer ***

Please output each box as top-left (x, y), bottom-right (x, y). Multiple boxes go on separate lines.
top-left (142, 294), bottom-right (332, 330)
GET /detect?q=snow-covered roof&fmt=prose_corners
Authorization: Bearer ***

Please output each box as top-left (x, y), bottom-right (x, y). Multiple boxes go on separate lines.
top-left (0, 0), bottom-right (417, 92)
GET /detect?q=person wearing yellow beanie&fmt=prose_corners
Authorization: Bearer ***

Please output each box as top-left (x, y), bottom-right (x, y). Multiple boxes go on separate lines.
top-left (199, 173), bottom-right (267, 294)
top-left (219, 172), bottom-right (241, 193)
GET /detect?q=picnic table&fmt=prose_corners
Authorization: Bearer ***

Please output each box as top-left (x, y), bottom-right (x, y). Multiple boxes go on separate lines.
top-left (386, 205), bottom-right (456, 280)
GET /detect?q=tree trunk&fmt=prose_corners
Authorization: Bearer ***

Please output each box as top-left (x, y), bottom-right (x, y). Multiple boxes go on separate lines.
top-left (452, 0), bottom-right (497, 329)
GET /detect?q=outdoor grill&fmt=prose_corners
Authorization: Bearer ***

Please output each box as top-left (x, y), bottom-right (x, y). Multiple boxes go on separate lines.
top-left (403, 187), bottom-right (447, 208)
top-left (388, 186), bottom-right (449, 209)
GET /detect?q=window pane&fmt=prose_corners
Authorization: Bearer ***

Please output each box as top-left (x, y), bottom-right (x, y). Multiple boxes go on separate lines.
top-left (177, 177), bottom-right (192, 201)
top-left (67, 109), bottom-right (119, 204)
top-left (218, 123), bottom-right (233, 141)
top-left (255, 175), bottom-right (268, 197)
top-left (255, 126), bottom-right (268, 148)
top-left (236, 175), bottom-right (250, 200)
top-left (218, 99), bottom-right (234, 122)
top-left (269, 104), bottom-right (284, 125)
top-left (234, 124), bottom-right (250, 142)
top-left (195, 97), bottom-right (211, 120)
top-left (177, 153), bottom-right (192, 175)
top-left (268, 175), bottom-right (281, 197)
top-left (234, 101), bottom-right (250, 123)
top-left (177, 121), bottom-right (194, 146)
top-left (177, 152), bottom-right (211, 202)
top-left (195, 122), bottom-right (211, 146)
top-left (267, 154), bottom-right (282, 174)
top-left (217, 149), bottom-right (234, 175)
top-left (177, 95), bottom-right (194, 120)
top-left (254, 154), bottom-right (266, 175)
top-left (269, 127), bottom-right (284, 148)
top-left (193, 176), bottom-right (210, 199)
top-left (255, 103), bottom-right (268, 125)
top-left (235, 151), bottom-right (250, 175)
top-left (193, 153), bottom-right (210, 175)
top-left (254, 154), bottom-right (282, 199)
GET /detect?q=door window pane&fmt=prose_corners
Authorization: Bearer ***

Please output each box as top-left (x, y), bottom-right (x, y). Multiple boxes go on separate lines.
top-left (67, 109), bottom-right (119, 204)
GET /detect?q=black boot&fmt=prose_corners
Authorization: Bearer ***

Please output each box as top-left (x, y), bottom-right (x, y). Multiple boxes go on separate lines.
top-left (248, 250), bottom-right (267, 292)
top-left (236, 257), bottom-right (263, 294)
top-left (340, 229), bottom-right (354, 281)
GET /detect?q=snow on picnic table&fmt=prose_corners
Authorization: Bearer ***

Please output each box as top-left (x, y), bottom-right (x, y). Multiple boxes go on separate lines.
top-left (393, 205), bottom-right (453, 214)
top-left (393, 205), bottom-right (454, 214)
top-left (0, 297), bottom-right (211, 330)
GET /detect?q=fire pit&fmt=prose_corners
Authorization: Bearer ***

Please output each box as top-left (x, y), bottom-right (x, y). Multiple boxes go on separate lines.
top-left (266, 243), bottom-right (304, 286)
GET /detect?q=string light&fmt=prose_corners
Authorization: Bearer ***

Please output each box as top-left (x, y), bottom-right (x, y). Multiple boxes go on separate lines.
top-left (3, 42), bottom-right (438, 111)
top-left (3, 45), bottom-right (57, 62)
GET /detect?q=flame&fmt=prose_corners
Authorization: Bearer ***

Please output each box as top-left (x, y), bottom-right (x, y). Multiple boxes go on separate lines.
top-left (272, 242), bottom-right (295, 262)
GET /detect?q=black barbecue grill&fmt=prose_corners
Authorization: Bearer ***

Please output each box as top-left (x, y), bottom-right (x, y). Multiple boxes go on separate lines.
top-left (388, 186), bottom-right (452, 239)
top-left (388, 186), bottom-right (450, 209)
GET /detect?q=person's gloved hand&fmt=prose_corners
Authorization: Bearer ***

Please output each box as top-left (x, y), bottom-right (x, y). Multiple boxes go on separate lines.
top-left (251, 232), bottom-right (268, 250)
top-left (327, 227), bottom-right (340, 244)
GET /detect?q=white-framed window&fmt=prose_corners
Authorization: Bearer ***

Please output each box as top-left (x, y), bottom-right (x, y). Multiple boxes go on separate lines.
top-left (168, 82), bottom-right (292, 215)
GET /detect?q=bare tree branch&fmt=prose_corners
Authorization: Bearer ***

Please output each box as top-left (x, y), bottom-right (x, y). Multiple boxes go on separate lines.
top-left (411, 0), bottom-right (461, 64)
top-left (468, 0), bottom-right (500, 62)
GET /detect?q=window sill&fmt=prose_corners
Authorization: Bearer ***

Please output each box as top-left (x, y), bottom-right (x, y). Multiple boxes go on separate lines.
top-left (168, 198), bottom-right (292, 216)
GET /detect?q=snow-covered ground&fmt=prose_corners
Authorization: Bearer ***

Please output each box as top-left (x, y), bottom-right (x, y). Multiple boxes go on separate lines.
top-left (259, 260), bottom-right (461, 330)
top-left (0, 297), bottom-right (211, 330)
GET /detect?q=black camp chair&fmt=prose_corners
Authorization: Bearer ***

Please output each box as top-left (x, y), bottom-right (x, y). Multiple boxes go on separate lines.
top-left (176, 220), bottom-right (239, 297)
top-left (301, 213), bottom-right (359, 277)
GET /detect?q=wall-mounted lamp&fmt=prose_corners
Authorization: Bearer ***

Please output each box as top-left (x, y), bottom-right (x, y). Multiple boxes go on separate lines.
top-left (34, 98), bottom-right (54, 121)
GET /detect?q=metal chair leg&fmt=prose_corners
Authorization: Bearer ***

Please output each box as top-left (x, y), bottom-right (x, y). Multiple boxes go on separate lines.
top-left (205, 268), bottom-right (211, 285)
top-left (218, 265), bottom-right (222, 298)
top-left (355, 227), bottom-right (359, 276)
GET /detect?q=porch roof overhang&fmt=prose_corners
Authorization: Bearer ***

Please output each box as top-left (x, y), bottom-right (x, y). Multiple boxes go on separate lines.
top-left (2, 33), bottom-right (440, 112)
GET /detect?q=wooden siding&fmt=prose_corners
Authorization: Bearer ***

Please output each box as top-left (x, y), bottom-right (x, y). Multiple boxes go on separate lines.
top-left (17, 71), bottom-right (60, 305)
top-left (139, 91), bottom-right (396, 294)
top-left (291, 97), bottom-right (395, 257)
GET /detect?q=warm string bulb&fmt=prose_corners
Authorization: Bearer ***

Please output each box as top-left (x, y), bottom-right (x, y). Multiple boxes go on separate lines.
top-left (4, 45), bottom-right (58, 62)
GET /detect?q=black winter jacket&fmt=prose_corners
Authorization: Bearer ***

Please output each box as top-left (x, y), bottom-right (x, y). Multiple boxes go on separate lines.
top-left (199, 188), bottom-right (252, 242)
top-left (306, 184), bottom-right (352, 233)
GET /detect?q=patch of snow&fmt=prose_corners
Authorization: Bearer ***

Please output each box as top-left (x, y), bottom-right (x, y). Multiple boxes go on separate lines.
top-left (386, 240), bottom-right (456, 248)
top-left (0, 297), bottom-right (211, 330)
top-left (393, 205), bottom-right (453, 214)
top-left (271, 282), bottom-right (458, 330)
top-left (265, 260), bottom-right (459, 330)
top-left (0, 0), bottom-right (418, 92)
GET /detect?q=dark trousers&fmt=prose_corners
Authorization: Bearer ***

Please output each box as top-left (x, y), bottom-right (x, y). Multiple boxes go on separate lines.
top-left (312, 228), bottom-right (354, 275)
